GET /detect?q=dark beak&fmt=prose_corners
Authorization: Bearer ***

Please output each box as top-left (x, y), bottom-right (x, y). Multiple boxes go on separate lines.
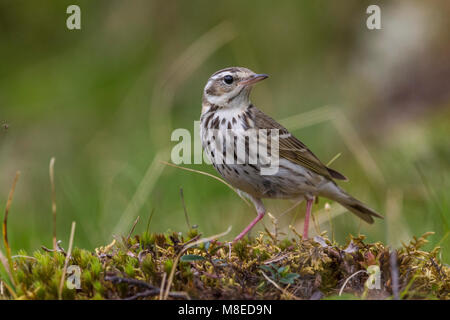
top-left (239, 73), bottom-right (269, 86)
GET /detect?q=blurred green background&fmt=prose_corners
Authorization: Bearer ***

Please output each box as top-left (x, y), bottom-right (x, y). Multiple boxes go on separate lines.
top-left (0, 0), bottom-right (449, 262)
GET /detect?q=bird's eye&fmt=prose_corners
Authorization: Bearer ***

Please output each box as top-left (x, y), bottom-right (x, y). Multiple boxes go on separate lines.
top-left (223, 75), bottom-right (233, 84)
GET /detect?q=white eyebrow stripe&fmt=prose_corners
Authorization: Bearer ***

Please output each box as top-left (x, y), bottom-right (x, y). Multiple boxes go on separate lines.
top-left (212, 72), bottom-right (232, 80)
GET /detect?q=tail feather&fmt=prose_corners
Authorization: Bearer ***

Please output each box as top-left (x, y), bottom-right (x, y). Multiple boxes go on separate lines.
top-left (327, 167), bottom-right (348, 181)
top-left (341, 200), bottom-right (383, 224)
top-left (319, 183), bottom-right (383, 224)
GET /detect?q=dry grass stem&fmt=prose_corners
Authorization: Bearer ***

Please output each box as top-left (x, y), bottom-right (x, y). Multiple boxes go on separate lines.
top-left (179, 188), bottom-right (191, 229)
top-left (292, 203), bottom-right (346, 236)
top-left (160, 161), bottom-right (251, 206)
top-left (113, 150), bottom-right (168, 235)
top-left (2, 171), bottom-right (20, 288)
top-left (159, 272), bottom-right (167, 301)
top-left (58, 221), bottom-right (76, 300)
top-left (339, 270), bottom-right (367, 296)
top-left (126, 216), bottom-right (140, 242)
top-left (49, 157), bottom-right (57, 250)
top-left (149, 21), bottom-right (236, 147)
top-left (281, 105), bottom-right (385, 186)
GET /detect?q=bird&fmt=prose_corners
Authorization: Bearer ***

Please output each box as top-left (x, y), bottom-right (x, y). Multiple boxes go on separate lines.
top-left (199, 67), bottom-right (383, 242)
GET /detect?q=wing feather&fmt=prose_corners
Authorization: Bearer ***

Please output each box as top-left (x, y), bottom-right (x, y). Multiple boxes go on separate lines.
top-left (251, 106), bottom-right (346, 181)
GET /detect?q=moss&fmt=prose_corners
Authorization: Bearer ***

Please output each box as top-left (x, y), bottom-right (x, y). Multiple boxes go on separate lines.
top-left (0, 230), bottom-right (448, 300)
top-left (164, 259), bottom-right (174, 275)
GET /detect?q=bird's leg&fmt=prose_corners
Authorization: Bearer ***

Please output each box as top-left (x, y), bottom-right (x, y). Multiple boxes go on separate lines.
top-left (233, 196), bottom-right (265, 243)
top-left (303, 197), bottom-right (314, 239)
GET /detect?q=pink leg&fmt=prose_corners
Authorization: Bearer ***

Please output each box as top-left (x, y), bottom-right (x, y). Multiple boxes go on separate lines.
top-left (233, 196), bottom-right (265, 243)
top-left (303, 198), bottom-right (314, 239)
top-left (233, 211), bottom-right (265, 242)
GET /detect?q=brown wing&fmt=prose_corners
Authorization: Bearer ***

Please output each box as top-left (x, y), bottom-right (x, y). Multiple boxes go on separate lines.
top-left (251, 106), bottom-right (347, 181)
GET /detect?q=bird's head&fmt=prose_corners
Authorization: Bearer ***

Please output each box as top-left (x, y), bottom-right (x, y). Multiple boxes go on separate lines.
top-left (202, 67), bottom-right (268, 109)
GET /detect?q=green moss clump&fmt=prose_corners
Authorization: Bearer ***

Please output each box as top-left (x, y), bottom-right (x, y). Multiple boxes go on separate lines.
top-left (1, 231), bottom-right (448, 300)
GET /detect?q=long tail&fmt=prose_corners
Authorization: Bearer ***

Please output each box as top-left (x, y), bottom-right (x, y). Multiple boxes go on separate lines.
top-left (319, 182), bottom-right (383, 224)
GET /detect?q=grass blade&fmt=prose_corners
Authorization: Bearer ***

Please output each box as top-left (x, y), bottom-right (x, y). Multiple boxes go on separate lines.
top-left (2, 171), bottom-right (20, 289)
top-left (160, 161), bottom-right (250, 207)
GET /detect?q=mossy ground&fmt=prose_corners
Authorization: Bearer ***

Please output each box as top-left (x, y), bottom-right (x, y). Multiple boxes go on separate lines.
top-left (1, 230), bottom-right (448, 300)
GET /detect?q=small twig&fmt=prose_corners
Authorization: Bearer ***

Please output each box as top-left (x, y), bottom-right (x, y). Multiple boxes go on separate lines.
top-left (105, 275), bottom-right (156, 289)
top-left (41, 246), bottom-right (54, 253)
top-left (181, 234), bottom-right (202, 247)
top-left (49, 157), bottom-right (57, 250)
top-left (42, 240), bottom-right (67, 256)
top-left (263, 253), bottom-right (289, 265)
top-left (56, 240), bottom-right (67, 255)
top-left (105, 275), bottom-right (190, 300)
top-left (125, 289), bottom-right (160, 300)
top-left (180, 188), bottom-right (191, 229)
top-left (130, 289), bottom-right (189, 300)
top-left (58, 222), bottom-right (76, 300)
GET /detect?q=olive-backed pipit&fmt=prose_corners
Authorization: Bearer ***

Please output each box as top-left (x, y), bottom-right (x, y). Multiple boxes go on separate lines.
top-left (200, 67), bottom-right (383, 242)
